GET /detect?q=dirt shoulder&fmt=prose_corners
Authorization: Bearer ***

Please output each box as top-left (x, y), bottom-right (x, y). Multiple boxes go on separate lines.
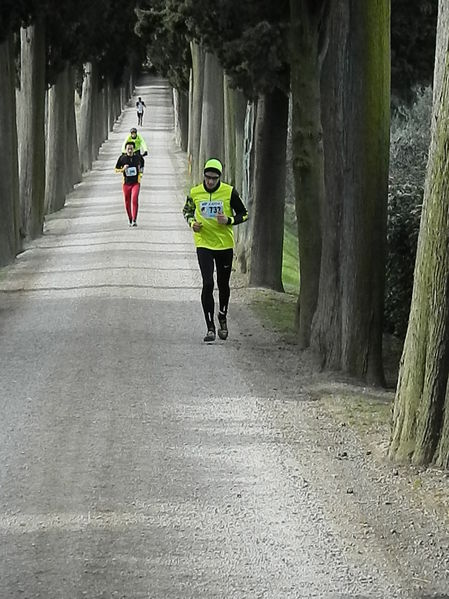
top-left (232, 281), bottom-right (449, 596)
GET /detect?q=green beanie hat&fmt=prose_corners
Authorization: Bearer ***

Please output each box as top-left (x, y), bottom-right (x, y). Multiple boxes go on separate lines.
top-left (204, 158), bottom-right (223, 176)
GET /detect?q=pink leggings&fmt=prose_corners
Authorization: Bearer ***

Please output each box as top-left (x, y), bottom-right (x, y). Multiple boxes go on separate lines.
top-left (123, 183), bottom-right (140, 221)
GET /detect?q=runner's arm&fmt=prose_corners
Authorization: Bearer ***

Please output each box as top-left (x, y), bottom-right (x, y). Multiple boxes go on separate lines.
top-left (139, 136), bottom-right (148, 155)
top-left (138, 155), bottom-right (144, 181)
top-left (183, 196), bottom-right (196, 227)
top-left (228, 189), bottom-right (248, 225)
top-left (115, 156), bottom-right (125, 172)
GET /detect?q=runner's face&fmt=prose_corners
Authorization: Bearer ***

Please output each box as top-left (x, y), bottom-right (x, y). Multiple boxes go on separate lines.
top-left (204, 172), bottom-right (220, 191)
top-left (126, 144), bottom-right (134, 156)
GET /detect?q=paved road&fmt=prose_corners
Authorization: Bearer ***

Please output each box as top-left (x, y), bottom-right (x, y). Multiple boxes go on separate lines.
top-left (0, 75), bottom-right (445, 599)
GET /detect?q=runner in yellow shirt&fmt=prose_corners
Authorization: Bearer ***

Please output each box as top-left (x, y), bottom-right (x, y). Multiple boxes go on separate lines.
top-left (183, 158), bottom-right (248, 342)
top-left (121, 128), bottom-right (148, 171)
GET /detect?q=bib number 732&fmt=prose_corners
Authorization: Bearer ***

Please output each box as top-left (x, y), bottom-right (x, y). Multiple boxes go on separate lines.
top-left (199, 201), bottom-right (224, 219)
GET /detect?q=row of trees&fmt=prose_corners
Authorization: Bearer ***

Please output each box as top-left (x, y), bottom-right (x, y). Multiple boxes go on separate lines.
top-left (0, 0), bottom-right (144, 266)
top-left (136, 0), bottom-right (390, 381)
top-left (1, 1), bottom-right (446, 466)
top-left (136, 0), bottom-right (449, 467)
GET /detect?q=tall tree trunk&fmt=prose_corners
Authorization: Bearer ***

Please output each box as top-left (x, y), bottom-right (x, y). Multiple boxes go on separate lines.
top-left (188, 42), bottom-right (205, 182)
top-left (66, 67), bottom-right (81, 191)
top-left (235, 101), bottom-right (257, 274)
top-left (46, 66), bottom-right (69, 214)
top-left (310, 1), bottom-right (346, 367)
top-left (389, 0), bottom-right (449, 468)
top-left (90, 76), bottom-right (103, 162)
top-left (173, 87), bottom-right (189, 152)
top-left (79, 62), bottom-right (95, 173)
top-left (290, 0), bottom-right (329, 348)
top-left (339, 0), bottom-right (390, 384)
top-left (101, 85), bottom-right (109, 145)
top-left (0, 33), bottom-right (20, 265)
top-left (18, 19), bottom-right (46, 240)
top-left (111, 85), bottom-right (121, 125)
top-left (106, 80), bottom-right (114, 132)
top-left (249, 88), bottom-right (288, 291)
top-left (233, 92), bottom-right (247, 196)
top-left (226, 85), bottom-right (251, 274)
top-left (311, 0), bottom-right (389, 386)
top-left (223, 76), bottom-right (237, 186)
top-left (198, 52), bottom-right (224, 179)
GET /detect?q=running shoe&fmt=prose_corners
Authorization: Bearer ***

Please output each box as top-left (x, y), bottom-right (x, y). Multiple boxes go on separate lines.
top-left (203, 329), bottom-right (216, 342)
top-left (132, 221), bottom-right (137, 227)
top-left (217, 313), bottom-right (228, 340)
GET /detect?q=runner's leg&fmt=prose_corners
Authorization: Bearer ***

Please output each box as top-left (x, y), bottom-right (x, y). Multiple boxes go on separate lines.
top-left (131, 183), bottom-right (140, 222)
top-left (123, 184), bottom-right (132, 222)
top-left (197, 247), bottom-right (216, 331)
top-left (215, 248), bottom-right (233, 315)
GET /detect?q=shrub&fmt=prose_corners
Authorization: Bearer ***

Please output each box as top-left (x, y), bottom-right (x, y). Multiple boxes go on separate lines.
top-left (385, 86), bottom-right (432, 338)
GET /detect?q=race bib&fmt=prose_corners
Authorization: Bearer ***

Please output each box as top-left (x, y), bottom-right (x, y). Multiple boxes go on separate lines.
top-left (199, 200), bottom-right (224, 219)
top-left (125, 166), bottom-right (137, 177)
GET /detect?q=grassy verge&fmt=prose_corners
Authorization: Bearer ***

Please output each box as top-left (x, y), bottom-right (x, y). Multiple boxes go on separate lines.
top-left (248, 209), bottom-right (299, 336)
top-left (250, 289), bottom-right (297, 336)
top-left (282, 220), bottom-right (299, 295)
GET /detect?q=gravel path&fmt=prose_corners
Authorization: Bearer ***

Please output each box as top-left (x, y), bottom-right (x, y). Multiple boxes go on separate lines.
top-left (0, 74), bottom-right (448, 599)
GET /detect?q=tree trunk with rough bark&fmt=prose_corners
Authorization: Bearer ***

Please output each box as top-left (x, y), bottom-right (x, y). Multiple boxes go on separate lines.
top-left (79, 62), bottom-right (99, 173)
top-left (235, 101), bottom-right (257, 274)
top-left (389, 0), bottom-right (449, 468)
top-left (339, 0), bottom-right (389, 384)
top-left (290, 0), bottom-right (328, 348)
top-left (18, 20), bottom-right (46, 240)
top-left (188, 42), bottom-right (205, 182)
top-left (223, 77), bottom-right (237, 185)
top-left (173, 87), bottom-right (189, 152)
top-left (66, 67), bottom-right (81, 191)
top-left (46, 66), bottom-right (69, 213)
top-left (249, 88), bottom-right (288, 291)
top-left (224, 82), bottom-right (249, 273)
top-left (233, 92), bottom-right (247, 196)
top-left (310, 1), bottom-right (346, 368)
top-left (198, 52), bottom-right (224, 180)
top-left (90, 78), bottom-right (104, 162)
top-left (311, 0), bottom-right (389, 386)
top-left (0, 34), bottom-right (20, 265)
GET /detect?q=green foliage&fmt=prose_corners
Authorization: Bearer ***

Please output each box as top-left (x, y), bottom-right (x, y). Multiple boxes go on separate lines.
top-left (135, 0), bottom-right (191, 91)
top-left (2, 0), bottom-right (144, 86)
top-left (0, 0), bottom-right (33, 42)
top-left (175, 0), bottom-right (289, 98)
top-left (91, 1), bottom-right (145, 86)
top-left (391, 0), bottom-right (437, 103)
top-left (385, 86), bottom-right (432, 338)
top-left (46, 0), bottom-right (144, 86)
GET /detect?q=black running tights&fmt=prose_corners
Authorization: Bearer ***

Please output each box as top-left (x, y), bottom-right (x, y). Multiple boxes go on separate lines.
top-left (196, 247), bottom-right (233, 330)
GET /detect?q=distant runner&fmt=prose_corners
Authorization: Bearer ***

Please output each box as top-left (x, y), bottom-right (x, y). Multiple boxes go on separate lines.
top-left (122, 128), bottom-right (148, 172)
top-left (136, 97), bottom-right (146, 126)
top-left (115, 141), bottom-right (144, 227)
top-left (183, 158), bottom-right (248, 342)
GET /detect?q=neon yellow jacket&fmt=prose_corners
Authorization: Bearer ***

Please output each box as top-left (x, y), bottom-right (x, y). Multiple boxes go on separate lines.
top-left (183, 182), bottom-right (248, 250)
top-left (121, 133), bottom-right (148, 154)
